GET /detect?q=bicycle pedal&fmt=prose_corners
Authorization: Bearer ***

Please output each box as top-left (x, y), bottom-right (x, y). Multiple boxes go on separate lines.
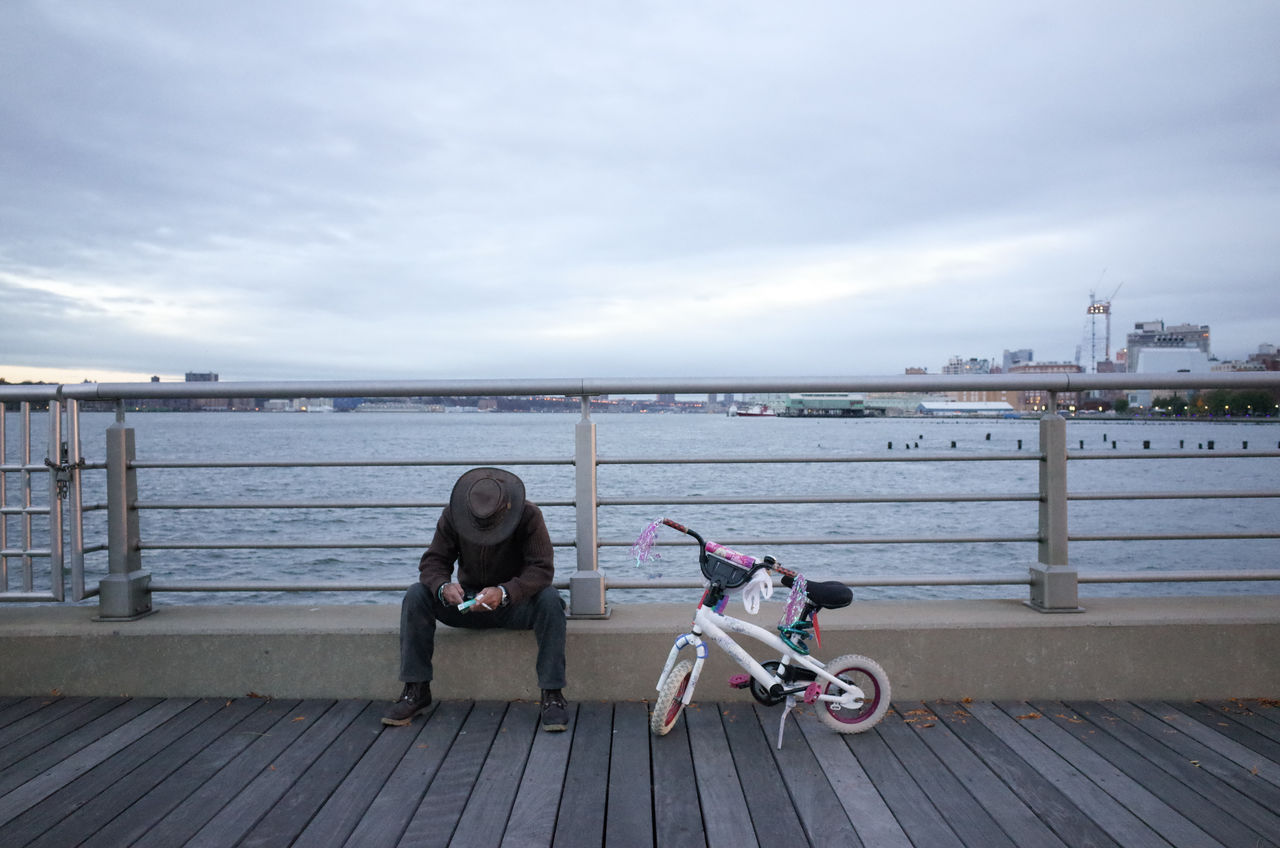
top-left (728, 674), bottom-right (752, 689)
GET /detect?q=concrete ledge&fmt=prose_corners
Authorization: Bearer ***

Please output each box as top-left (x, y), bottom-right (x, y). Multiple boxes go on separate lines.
top-left (1, 596), bottom-right (1277, 702)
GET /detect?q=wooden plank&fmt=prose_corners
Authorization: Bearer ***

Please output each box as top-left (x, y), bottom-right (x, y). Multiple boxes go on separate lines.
top-left (999, 700), bottom-right (1220, 847)
top-left (344, 700), bottom-right (470, 848)
top-left (684, 703), bottom-right (757, 848)
top-left (750, 704), bottom-right (861, 848)
top-left (291, 701), bottom-right (436, 848)
top-left (964, 701), bottom-right (1165, 848)
top-left (1034, 700), bottom-right (1266, 848)
top-left (500, 702), bottom-right (575, 848)
top-left (1065, 701), bottom-right (1280, 848)
top-left (0, 698), bottom-right (173, 827)
top-left (1201, 699), bottom-right (1280, 743)
top-left (399, 701), bottom-right (510, 848)
top-left (1096, 700), bottom-right (1280, 813)
top-left (880, 705), bottom-right (1016, 848)
top-left (0, 697), bottom-right (129, 778)
top-left (451, 701), bottom-right (540, 848)
top-left (795, 710), bottom-right (911, 848)
top-left (80, 697), bottom-right (295, 848)
top-left (0, 697), bottom-right (30, 730)
top-left (552, 700), bottom-right (612, 848)
top-left (847, 720), bottom-right (964, 847)
top-left (934, 700), bottom-right (1119, 848)
top-left (186, 699), bottom-right (366, 847)
top-left (0, 697), bottom-right (97, 753)
top-left (0, 697), bottom-right (219, 848)
top-left (1240, 698), bottom-right (1280, 729)
top-left (605, 701), bottom-right (654, 848)
top-left (650, 709), bottom-right (707, 848)
top-left (0, 697), bottom-right (45, 733)
top-left (718, 702), bottom-right (807, 845)
top-left (1136, 702), bottom-right (1280, 789)
top-left (129, 699), bottom-right (335, 847)
top-left (899, 703), bottom-right (1066, 848)
top-left (24, 697), bottom-right (269, 848)
top-left (1179, 700), bottom-right (1280, 760)
top-left (236, 700), bottom-right (386, 848)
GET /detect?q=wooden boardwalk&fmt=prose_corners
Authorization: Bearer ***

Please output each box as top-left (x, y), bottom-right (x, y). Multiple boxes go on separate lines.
top-left (1, 695), bottom-right (1278, 847)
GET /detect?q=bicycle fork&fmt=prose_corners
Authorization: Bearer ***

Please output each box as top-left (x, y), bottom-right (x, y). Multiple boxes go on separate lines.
top-left (655, 630), bottom-right (709, 706)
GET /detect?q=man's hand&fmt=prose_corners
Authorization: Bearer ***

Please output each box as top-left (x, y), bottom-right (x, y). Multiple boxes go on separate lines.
top-left (473, 586), bottom-right (504, 611)
top-left (440, 583), bottom-right (465, 605)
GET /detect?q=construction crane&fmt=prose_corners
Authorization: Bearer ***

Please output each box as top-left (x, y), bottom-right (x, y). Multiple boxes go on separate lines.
top-left (1085, 280), bottom-right (1122, 372)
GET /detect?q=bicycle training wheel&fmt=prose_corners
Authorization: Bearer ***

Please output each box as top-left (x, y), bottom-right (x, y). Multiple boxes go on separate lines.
top-left (816, 653), bottom-right (890, 733)
top-left (650, 659), bottom-right (694, 736)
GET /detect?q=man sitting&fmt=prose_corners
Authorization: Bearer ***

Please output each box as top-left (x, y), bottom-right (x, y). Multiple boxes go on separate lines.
top-left (383, 467), bottom-right (569, 731)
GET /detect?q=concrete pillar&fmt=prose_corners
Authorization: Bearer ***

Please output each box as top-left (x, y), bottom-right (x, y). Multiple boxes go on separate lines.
top-left (1028, 411), bottom-right (1082, 612)
top-left (570, 397), bottom-right (608, 618)
top-left (99, 417), bottom-right (152, 620)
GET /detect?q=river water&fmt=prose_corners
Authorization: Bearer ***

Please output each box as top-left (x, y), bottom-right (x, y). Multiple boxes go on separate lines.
top-left (5, 410), bottom-right (1278, 604)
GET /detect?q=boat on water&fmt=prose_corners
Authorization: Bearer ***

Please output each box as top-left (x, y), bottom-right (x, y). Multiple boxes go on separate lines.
top-left (727, 404), bottom-right (777, 417)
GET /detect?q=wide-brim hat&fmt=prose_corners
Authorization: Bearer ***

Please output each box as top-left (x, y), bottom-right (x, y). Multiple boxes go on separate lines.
top-left (449, 467), bottom-right (526, 545)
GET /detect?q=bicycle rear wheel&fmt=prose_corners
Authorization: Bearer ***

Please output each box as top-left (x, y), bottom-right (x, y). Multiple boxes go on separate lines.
top-left (650, 659), bottom-right (694, 735)
top-left (816, 653), bottom-right (890, 733)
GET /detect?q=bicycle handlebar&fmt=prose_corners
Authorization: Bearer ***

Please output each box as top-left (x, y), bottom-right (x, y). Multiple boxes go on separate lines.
top-left (659, 518), bottom-right (800, 582)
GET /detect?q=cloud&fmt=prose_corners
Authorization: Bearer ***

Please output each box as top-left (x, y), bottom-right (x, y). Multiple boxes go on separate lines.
top-left (2, 1), bottom-right (1279, 382)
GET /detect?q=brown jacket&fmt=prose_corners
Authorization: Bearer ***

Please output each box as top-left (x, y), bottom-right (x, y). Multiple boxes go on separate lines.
top-left (418, 502), bottom-right (554, 605)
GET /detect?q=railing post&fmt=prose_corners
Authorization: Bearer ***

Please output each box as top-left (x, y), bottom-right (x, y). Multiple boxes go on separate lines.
top-left (99, 409), bottom-right (152, 619)
top-left (1028, 409), bottom-right (1082, 612)
top-left (65, 399), bottom-right (87, 601)
top-left (46, 399), bottom-right (65, 601)
top-left (569, 396), bottom-right (608, 618)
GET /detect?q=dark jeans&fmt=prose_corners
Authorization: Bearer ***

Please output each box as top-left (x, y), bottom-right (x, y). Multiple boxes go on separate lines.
top-left (398, 582), bottom-right (567, 691)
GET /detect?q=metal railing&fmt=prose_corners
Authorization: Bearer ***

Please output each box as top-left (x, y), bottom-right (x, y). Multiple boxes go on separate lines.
top-left (0, 394), bottom-right (67, 602)
top-left (3, 372), bottom-right (1278, 618)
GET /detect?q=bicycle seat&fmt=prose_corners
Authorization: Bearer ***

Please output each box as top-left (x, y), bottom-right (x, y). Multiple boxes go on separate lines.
top-left (806, 580), bottom-right (852, 610)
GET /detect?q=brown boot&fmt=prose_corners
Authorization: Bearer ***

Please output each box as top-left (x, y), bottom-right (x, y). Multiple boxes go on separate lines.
top-left (382, 681), bottom-right (432, 726)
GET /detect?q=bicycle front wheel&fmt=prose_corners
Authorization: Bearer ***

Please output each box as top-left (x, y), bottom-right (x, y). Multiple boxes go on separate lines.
top-left (650, 659), bottom-right (694, 736)
top-left (816, 653), bottom-right (890, 733)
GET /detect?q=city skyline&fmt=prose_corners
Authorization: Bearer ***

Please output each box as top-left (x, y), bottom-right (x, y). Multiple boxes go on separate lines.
top-left (3, 3), bottom-right (1278, 384)
top-left (2, 307), bottom-right (1276, 387)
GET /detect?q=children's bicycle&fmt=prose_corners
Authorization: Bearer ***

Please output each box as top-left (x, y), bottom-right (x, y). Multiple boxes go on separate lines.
top-left (633, 518), bottom-right (890, 747)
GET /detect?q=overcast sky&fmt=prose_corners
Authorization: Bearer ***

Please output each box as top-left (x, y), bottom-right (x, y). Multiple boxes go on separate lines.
top-left (2, 1), bottom-right (1278, 384)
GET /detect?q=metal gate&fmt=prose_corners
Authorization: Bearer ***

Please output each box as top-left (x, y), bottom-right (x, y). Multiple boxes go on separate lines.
top-left (1, 398), bottom-right (86, 602)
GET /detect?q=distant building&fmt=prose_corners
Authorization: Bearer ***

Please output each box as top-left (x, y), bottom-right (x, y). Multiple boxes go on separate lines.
top-left (178, 370), bottom-right (256, 411)
top-left (947, 388), bottom-right (1022, 409)
top-left (917, 400), bottom-right (1016, 416)
top-left (1008, 361), bottom-right (1083, 411)
top-left (1247, 344), bottom-right (1280, 371)
top-left (1128, 348), bottom-right (1212, 409)
top-left (942, 356), bottom-right (991, 375)
top-left (1002, 349), bottom-right (1034, 372)
top-left (779, 392), bottom-right (871, 417)
top-left (1125, 321), bottom-right (1211, 372)
top-left (943, 355), bottom-right (1015, 407)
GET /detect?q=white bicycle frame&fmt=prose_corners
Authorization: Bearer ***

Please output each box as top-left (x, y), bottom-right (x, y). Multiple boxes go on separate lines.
top-left (656, 602), bottom-right (869, 717)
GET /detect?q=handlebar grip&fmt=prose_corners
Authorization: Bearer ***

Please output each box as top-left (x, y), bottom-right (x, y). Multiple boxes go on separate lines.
top-left (705, 541), bottom-right (757, 569)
